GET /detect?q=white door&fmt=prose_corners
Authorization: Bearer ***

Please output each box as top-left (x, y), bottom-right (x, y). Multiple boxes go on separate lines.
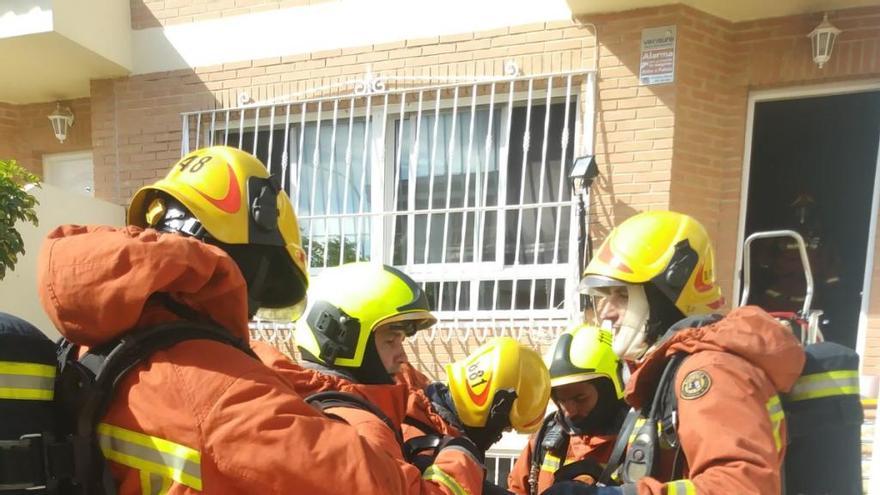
top-left (42, 150), bottom-right (94, 197)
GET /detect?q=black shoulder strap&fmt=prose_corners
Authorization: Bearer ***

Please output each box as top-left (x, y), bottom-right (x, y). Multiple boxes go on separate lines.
top-left (530, 413), bottom-right (559, 471)
top-left (55, 320), bottom-right (257, 495)
top-left (598, 407), bottom-right (640, 485)
top-left (402, 434), bottom-right (444, 466)
top-left (305, 391), bottom-right (404, 448)
top-left (619, 353), bottom-right (687, 484)
top-left (403, 415), bottom-right (441, 437)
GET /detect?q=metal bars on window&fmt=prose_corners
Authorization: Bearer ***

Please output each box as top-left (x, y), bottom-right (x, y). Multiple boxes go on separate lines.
top-left (182, 64), bottom-right (596, 332)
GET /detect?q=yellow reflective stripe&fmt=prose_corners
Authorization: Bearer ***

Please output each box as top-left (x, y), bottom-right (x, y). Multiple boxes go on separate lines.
top-left (766, 395), bottom-right (784, 452)
top-left (786, 370), bottom-right (860, 402)
top-left (422, 465), bottom-right (469, 495)
top-left (0, 387), bottom-right (53, 400)
top-left (665, 479), bottom-right (696, 495)
top-left (97, 423), bottom-right (202, 491)
top-left (541, 452), bottom-right (562, 473)
top-left (0, 361), bottom-right (56, 401)
top-left (0, 362), bottom-right (56, 377)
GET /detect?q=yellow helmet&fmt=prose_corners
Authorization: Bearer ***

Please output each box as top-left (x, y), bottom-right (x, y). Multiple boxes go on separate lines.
top-left (295, 262), bottom-right (435, 382)
top-left (128, 146), bottom-right (308, 312)
top-left (445, 337), bottom-right (550, 434)
top-left (547, 324), bottom-right (623, 399)
top-left (581, 211), bottom-right (724, 316)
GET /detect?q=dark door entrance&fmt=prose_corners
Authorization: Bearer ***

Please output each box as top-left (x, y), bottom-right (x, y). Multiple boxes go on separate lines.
top-left (744, 90), bottom-right (880, 349)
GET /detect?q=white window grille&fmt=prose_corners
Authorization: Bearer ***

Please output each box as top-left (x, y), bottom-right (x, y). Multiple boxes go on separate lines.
top-left (183, 60), bottom-right (597, 375)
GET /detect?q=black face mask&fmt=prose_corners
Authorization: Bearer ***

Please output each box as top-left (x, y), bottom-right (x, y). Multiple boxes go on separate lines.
top-left (556, 378), bottom-right (626, 436)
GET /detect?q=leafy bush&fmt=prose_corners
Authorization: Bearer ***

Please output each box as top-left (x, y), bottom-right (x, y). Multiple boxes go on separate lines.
top-left (0, 159), bottom-right (40, 279)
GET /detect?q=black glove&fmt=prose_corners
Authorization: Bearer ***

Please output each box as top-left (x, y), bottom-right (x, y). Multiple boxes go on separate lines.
top-left (463, 389), bottom-right (517, 452)
top-left (541, 481), bottom-right (624, 495)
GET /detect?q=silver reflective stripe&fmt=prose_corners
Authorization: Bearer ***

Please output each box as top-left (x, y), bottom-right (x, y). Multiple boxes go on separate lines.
top-left (0, 374), bottom-right (54, 390)
top-left (140, 471), bottom-right (171, 495)
top-left (148, 474), bottom-right (165, 495)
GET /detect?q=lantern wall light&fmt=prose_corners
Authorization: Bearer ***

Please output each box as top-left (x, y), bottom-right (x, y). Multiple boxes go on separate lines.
top-left (48, 102), bottom-right (75, 143)
top-left (808, 13), bottom-right (842, 69)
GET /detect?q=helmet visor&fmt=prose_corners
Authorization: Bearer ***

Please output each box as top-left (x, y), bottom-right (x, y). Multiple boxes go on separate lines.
top-left (578, 275), bottom-right (629, 295)
top-left (255, 295), bottom-right (308, 322)
top-left (375, 311), bottom-right (436, 336)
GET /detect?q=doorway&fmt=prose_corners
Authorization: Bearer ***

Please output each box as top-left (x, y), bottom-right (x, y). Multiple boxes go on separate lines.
top-left (741, 88), bottom-right (880, 350)
top-left (42, 150), bottom-right (94, 197)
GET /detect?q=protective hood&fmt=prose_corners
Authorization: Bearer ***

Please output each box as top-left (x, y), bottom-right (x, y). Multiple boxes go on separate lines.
top-left (626, 306), bottom-right (805, 409)
top-left (37, 225), bottom-right (250, 346)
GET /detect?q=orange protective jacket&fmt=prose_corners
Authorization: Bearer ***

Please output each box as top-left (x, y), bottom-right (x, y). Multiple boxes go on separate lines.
top-left (37, 225), bottom-right (481, 495)
top-left (622, 306), bottom-right (806, 495)
top-left (256, 346), bottom-right (483, 495)
top-left (507, 428), bottom-right (616, 495)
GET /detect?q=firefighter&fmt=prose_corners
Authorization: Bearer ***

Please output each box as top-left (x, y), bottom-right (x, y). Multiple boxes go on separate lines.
top-left (37, 146), bottom-right (483, 494)
top-left (507, 324), bottom-right (628, 495)
top-left (542, 211), bottom-right (805, 495)
top-left (399, 337), bottom-right (551, 495)
top-left (294, 262), bottom-right (436, 385)
top-left (287, 261), bottom-right (484, 493)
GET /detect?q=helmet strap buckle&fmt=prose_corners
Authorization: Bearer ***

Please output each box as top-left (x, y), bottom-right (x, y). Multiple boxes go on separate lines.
top-left (307, 301), bottom-right (361, 364)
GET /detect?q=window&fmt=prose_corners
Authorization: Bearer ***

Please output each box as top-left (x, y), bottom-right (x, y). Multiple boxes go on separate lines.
top-left (193, 74), bottom-right (588, 319)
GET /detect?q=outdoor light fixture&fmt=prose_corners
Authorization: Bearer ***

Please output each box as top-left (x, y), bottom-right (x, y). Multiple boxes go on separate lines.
top-left (569, 155), bottom-right (599, 313)
top-left (569, 155), bottom-right (599, 193)
top-left (808, 13), bottom-right (841, 69)
top-left (48, 102), bottom-right (75, 143)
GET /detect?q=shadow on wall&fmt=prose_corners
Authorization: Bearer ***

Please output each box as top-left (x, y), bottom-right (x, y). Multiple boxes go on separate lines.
top-left (93, 4), bottom-right (218, 205)
top-left (573, 8), bottom-right (678, 243)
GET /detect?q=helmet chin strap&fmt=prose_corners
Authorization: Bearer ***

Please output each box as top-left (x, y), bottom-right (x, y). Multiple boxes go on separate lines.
top-left (610, 285), bottom-right (650, 361)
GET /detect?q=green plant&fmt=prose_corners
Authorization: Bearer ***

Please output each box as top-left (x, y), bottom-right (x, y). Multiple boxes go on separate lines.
top-left (0, 159), bottom-right (40, 279)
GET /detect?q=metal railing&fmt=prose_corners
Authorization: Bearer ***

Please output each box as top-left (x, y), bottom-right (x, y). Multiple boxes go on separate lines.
top-left (188, 59), bottom-right (595, 353)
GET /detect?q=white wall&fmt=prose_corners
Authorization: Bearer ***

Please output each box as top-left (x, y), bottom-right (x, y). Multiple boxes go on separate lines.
top-left (0, 183), bottom-right (124, 339)
top-left (52, 0), bottom-right (132, 70)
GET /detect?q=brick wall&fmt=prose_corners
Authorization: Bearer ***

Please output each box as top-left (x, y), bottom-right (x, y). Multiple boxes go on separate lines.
top-left (89, 3), bottom-right (880, 371)
top-left (0, 99), bottom-right (91, 175)
top-left (90, 75), bottom-right (215, 204)
top-left (0, 103), bottom-right (21, 163)
top-left (90, 20), bottom-right (604, 203)
top-left (130, 0), bottom-right (338, 29)
top-left (665, 8), bottom-right (743, 298)
top-left (579, 8), bottom-right (678, 242)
